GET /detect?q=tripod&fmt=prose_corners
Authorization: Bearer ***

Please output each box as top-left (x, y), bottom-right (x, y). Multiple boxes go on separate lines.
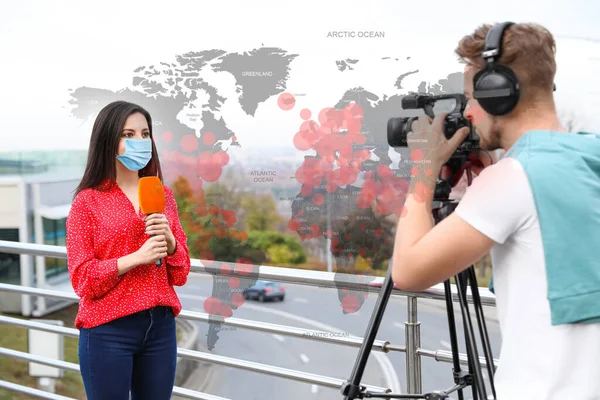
top-left (340, 161), bottom-right (497, 400)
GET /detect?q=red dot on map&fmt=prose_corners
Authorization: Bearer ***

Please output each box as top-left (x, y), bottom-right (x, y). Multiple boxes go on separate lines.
top-left (312, 193), bottom-right (325, 206)
top-left (293, 131), bottom-right (312, 151)
top-left (220, 263), bottom-right (231, 275)
top-left (199, 250), bottom-right (215, 265)
top-left (278, 93), bottom-right (296, 110)
top-left (344, 102), bottom-right (364, 119)
top-left (342, 295), bottom-right (360, 313)
top-left (180, 134), bottom-right (198, 153)
top-left (237, 257), bottom-right (252, 265)
top-left (467, 105), bottom-right (485, 124)
top-left (213, 151), bottom-right (230, 167)
top-left (231, 136), bottom-right (237, 142)
top-left (220, 305), bottom-right (233, 318)
top-left (411, 167), bottom-right (419, 176)
top-left (300, 109), bottom-right (311, 120)
top-left (410, 149), bottom-right (424, 162)
top-left (203, 296), bottom-right (221, 315)
top-left (202, 132), bottom-right (216, 146)
top-left (235, 262), bottom-right (253, 276)
top-left (197, 152), bottom-right (223, 182)
top-left (228, 277), bottom-right (240, 289)
top-left (232, 293), bottom-right (244, 307)
top-left (162, 131), bottom-right (173, 143)
top-left (288, 218), bottom-right (301, 231)
top-left (425, 169), bottom-right (433, 176)
top-left (300, 185), bottom-right (313, 197)
top-left (399, 205), bottom-right (409, 218)
top-left (413, 182), bottom-right (431, 203)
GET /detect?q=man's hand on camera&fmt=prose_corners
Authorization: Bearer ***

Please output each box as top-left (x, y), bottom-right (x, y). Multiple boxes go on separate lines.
top-left (409, 113), bottom-right (471, 172)
top-left (449, 150), bottom-right (497, 199)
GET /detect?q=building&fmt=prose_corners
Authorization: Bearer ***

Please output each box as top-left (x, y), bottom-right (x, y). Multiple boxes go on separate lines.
top-left (0, 151), bottom-right (86, 316)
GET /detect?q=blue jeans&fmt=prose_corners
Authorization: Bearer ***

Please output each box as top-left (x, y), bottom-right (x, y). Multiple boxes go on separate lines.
top-left (78, 306), bottom-right (177, 400)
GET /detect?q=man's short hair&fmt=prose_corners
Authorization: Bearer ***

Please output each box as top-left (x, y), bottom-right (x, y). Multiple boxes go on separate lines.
top-left (456, 23), bottom-right (557, 106)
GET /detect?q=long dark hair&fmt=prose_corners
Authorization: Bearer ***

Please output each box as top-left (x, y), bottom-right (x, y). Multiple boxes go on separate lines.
top-left (73, 101), bottom-right (163, 198)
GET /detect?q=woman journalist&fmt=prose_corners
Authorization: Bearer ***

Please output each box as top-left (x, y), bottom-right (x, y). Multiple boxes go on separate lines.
top-left (66, 100), bottom-right (191, 399)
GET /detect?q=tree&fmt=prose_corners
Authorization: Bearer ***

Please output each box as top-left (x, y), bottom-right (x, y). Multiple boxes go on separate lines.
top-left (171, 176), bottom-right (266, 266)
top-left (241, 194), bottom-right (283, 231)
top-left (202, 182), bottom-right (246, 230)
top-left (246, 231), bottom-right (306, 265)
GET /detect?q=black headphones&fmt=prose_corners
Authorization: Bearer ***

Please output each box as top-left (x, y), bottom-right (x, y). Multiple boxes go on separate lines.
top-left (472, 22), bottom-right (520, 116)
top-left (473, 22), bottom-right (556, 116)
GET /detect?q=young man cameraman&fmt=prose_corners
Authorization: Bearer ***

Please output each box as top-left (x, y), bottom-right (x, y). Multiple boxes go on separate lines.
top-left (391, 22), bottom-right (600, 399)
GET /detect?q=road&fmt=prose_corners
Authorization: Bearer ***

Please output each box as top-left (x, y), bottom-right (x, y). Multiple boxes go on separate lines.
top-left (175, 274), bottom-right (502, 400)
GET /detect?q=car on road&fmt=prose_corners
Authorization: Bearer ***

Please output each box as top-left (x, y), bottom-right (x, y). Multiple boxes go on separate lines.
top-left (243, 281), bottom-right (285, 302)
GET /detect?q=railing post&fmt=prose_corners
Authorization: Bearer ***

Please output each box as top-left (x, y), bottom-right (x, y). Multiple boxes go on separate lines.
top-left (405, 295), bottom-right (422, 394)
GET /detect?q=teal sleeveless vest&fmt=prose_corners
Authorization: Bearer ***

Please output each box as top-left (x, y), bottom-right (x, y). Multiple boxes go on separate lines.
top-left (489, 130), bottom-right (600, 325)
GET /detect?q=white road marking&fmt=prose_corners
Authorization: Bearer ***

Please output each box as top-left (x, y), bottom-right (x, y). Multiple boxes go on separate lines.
top-left (293, 298), bottom-right (309, 304)
top-left (300, 353), bottom-right (310, 363)
top-left (440, 340), bottom-right (451, 349)
top-left (311, 384), bottom-right (319, 393)
top-left (272, 334), bottom-right (285, 342)
top-left (178, 293), bottom-right (402, 394)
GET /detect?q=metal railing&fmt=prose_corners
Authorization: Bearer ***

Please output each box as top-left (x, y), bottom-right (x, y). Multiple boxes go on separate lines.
top-left (0, 240), bottom-right (498, 399)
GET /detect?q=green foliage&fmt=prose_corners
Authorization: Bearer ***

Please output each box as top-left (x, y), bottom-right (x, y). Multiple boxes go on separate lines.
top-left (207, 235), bottom-right (267, 265)
top-left (246, 231), bottom-right (281, 250)
top-left (242, 194), bottom-right (282, 231)
top-left (267, 245), bottom-right (298, 265)
top-left (246, 230), bottom-right (306, 265)
top-left (171, 176), bottom-right (291, 266)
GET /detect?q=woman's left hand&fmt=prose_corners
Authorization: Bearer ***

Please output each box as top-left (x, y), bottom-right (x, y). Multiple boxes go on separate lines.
top-left (145, 214), bottom-right (176, 255)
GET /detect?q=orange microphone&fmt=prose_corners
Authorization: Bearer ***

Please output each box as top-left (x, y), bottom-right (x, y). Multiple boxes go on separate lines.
top-left (139, 176), bottom-right (166, 267)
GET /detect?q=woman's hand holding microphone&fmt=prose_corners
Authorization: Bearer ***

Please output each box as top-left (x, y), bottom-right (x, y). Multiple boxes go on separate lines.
top-left (136, 235), bottom-right (169, 265)
top-left (117, 214), bottom-right (176, 275)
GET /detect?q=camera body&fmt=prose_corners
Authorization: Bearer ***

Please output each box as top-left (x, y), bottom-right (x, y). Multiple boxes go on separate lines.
top-left (387, 93), bottom-right (479, 155)
top-left (387, 93), bottom-right (480, 202)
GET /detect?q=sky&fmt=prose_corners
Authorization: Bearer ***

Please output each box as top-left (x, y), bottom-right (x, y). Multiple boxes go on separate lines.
top-left (0, 0), bottom-right (599, 153)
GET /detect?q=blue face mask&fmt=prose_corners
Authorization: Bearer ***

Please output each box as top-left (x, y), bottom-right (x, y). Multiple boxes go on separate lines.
top-left (116, 138), bottom-right (153, 171)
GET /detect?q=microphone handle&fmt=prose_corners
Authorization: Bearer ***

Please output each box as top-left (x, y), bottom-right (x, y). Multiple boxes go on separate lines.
top-left (149, 232), bottom-right (163, 267)
top-left (148, 212), bottom-right (163, 268)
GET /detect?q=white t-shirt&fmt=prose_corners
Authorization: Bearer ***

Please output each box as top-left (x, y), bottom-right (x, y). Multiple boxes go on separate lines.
top-left (454, 156), bottom-right (600, 400)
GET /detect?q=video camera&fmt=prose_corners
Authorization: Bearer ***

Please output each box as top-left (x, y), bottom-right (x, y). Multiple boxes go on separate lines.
top-left (387, 93), bottom-right (479, 156)
top-left (386, 93), bottom-right (481, 202)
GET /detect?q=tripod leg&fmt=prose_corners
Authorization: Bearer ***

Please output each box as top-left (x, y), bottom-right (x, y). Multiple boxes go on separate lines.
top-left (443, 279), bottom-right (464, 400)
top-left (455, 271), bottom-right (488, 400)
top-left (458, 273), bottom-right (479, 400)
top-left (341, 261), bottom-right (395, 400)
top-left (467, 266), bottom-right (497, 399)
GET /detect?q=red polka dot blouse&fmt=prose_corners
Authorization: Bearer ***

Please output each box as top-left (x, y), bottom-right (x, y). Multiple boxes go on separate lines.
top-left (65, 180), bottom-right (191, 329)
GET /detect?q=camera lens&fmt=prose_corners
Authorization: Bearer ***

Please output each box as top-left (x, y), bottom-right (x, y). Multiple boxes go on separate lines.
top-left (387, 118), bottom-right (408, 147)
